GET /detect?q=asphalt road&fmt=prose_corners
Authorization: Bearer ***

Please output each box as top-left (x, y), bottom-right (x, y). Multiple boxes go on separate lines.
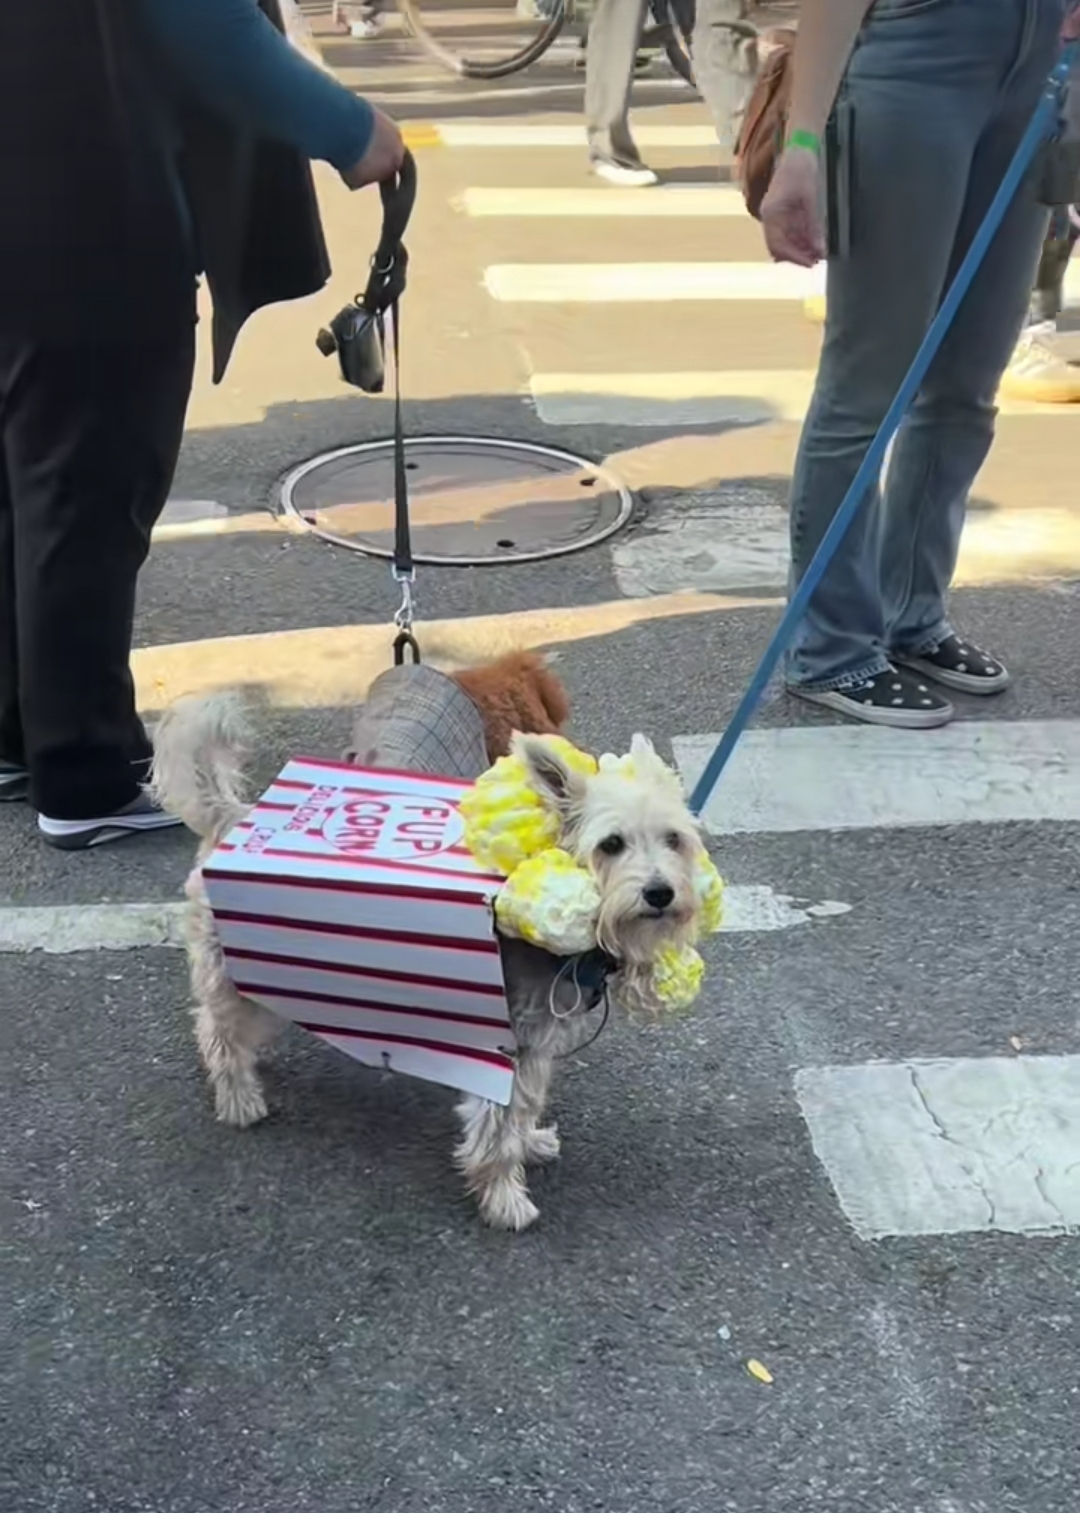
top-left (5, 16), bottom-right (1080, 1513)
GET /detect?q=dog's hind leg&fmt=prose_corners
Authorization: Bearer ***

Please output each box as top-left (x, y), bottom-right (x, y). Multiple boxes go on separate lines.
top-left (454, 1048), bottom-right (555, 1231)
top-left (187, 900), bottom-right (282, 1128)
top-left (194, 984), bottom-right (280, 1129)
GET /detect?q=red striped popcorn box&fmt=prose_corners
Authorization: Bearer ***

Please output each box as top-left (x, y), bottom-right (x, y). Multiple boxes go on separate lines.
top-left (201, 757), bottom-right (517, 1105)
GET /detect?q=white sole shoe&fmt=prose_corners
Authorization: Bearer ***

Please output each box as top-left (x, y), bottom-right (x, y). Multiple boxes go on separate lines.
top-left (0, 762), bottom-right (29, 802)
top-left (892, 636), bottom-right (1011, 697)
top-left (590, 157), bottom-right (659, 188)
top-left (789, 666), bottom-right (955, 729)
top-left (38, 797), bottom-right (182, 850)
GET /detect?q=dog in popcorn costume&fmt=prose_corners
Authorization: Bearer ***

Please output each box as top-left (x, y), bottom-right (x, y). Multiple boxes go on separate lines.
top-left (153, 652), bottom-right (722, 1231)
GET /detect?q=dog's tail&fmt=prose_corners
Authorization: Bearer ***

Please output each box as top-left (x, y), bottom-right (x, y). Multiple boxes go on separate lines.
top-left (151, 693), bottom-right (254, 844)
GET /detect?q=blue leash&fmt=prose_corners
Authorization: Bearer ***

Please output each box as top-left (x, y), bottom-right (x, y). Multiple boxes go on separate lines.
top-left (688, 44), bottom-right (1077, 819)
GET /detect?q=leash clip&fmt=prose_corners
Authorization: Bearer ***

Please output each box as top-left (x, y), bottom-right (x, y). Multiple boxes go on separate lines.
top-left (392, 571), bottom-right (416, 634)
top-left (392, 571), bottom-right (420, 666)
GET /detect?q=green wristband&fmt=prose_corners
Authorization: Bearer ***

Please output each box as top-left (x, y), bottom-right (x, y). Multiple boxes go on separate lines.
top-left (787, 128), bottom-right (821, 155)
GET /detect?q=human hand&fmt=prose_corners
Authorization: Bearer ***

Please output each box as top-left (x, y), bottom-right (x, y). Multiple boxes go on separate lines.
top-left (341, 106), bottom-right (405, 188)
top-left (759, 145), bottom-right (826, 267)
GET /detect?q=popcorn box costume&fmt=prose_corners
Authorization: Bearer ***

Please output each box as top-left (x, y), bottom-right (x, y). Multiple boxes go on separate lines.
top-left (201, 757), bottom-right (518, 1105)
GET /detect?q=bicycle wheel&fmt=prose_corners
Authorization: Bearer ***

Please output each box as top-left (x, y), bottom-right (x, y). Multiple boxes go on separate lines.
top-left (399, 0), bottom-right (566, 79)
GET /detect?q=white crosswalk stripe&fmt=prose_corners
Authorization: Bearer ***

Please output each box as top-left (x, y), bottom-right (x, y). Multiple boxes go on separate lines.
top-left (485, 260), bottom-right (824, 302)
top-left (674, 721), bottom-right (1080, 836)
top-left (435, 123), bottom-right (720, 147)
top-left (0, 887), bottom-right (852, 954)
top-left (458, 185), bottom-right (747, 217)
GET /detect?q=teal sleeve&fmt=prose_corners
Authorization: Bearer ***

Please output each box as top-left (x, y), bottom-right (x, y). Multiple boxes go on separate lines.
top-left (136, 0), bottom-right (375, 172)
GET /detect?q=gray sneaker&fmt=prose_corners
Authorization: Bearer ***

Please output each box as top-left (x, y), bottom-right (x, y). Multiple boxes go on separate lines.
top-left (0, 761), bottom-right (29, 802)
top-left (38, 793), bottom-right (182, 850)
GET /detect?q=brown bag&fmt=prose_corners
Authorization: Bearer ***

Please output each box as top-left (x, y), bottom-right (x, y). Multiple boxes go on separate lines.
top-left (735, 27), bottom-right (797, 221)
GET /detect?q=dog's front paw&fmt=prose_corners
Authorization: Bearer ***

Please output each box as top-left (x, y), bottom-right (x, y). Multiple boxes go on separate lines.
top-left (523, 1124), bottom-right (561, 1165)
top-left (214, 1077), bottom-right (269, 1129)
top-left (478, 1173), bottom-right (540, 1232)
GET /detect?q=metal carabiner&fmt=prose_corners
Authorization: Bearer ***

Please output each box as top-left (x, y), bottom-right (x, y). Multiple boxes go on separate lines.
top-left (393, 573), bottom-right (415, 635)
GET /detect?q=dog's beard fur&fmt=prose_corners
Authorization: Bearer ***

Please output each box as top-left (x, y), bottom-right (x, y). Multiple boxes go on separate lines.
top-left (510, 732), bottom-right (704, 1016)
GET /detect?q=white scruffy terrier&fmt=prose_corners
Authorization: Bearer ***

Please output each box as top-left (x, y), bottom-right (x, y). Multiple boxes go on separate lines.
top-left (152, 691), bottom-right (706, 1231)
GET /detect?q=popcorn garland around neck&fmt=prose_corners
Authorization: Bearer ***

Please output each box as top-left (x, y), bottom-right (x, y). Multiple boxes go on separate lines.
top-left (458, 736), bottom-right (724, 1016)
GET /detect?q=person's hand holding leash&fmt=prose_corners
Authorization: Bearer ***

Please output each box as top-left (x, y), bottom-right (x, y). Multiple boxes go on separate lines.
top-left (341, 105), bottom-right (405, 188)
top-left (760, 143), bottom-right (826, 267)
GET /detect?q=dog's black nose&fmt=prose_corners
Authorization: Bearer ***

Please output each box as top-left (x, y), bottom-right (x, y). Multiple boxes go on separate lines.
top-left (643, 883), bottom-right (675, 912)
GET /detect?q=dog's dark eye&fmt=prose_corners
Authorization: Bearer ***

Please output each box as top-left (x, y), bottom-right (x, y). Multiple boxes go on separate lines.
top-left (598, 835), bottom-right (626, 857)
top-left (665, 831), bottom-right (683, 851)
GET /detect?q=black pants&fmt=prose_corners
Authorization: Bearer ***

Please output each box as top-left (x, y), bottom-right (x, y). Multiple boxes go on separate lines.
top-left (0, 330), bottom-right (195, 818)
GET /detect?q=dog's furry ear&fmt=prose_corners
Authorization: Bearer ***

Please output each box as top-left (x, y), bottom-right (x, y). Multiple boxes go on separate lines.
top-left (629, 733), bottom-right (687, 799)
top-left (511, 733), bottom-right (589, 816)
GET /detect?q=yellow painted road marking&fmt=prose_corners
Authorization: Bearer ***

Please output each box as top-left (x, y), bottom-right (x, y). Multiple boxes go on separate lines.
top-left (132, 591), bottom-right (780, 712)
top-left (402, 123), bottom-right (442, 151)
top-left (529, 370), bottom-right (1080, 424)
top-left (152, 510), bottom-right (289, 543)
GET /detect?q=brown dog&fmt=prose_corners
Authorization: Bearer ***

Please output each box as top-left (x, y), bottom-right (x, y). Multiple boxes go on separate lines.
top-left (449, 651), bottom-right (569, 762)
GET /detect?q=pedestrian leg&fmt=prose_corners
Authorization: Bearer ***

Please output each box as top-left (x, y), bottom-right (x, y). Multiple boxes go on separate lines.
top-left (691, 0), bottom-right (758, 152)
top-left (0, 424), bottom-right (24, 787)
top-left (585, 0), bottom-right (653, 175)
top-left (1, 330), bottom-right (195, 821)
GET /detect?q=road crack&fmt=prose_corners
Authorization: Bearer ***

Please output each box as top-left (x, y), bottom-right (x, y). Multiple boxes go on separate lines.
top-left (908, 1066), bottom-right (997, 1228)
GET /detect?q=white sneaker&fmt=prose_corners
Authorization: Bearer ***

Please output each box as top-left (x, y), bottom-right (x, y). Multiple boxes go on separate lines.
top-left (349, 17), bottom-right (380, 37)
top-left (998, 322), bottom-right (1080, 404)
top-left (590, 154), bottom-right (658, 188)
top-left (38, 793), bottom-right (182, 850)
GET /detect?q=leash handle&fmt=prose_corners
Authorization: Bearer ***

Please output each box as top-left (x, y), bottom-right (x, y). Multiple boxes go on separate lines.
top-left (688, 46), bottom-right (1076, 818)
top-left (362, 151), bottom-right (416, 315)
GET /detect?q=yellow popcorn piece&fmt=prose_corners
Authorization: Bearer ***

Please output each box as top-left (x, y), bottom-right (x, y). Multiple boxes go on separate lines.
top-left (650, 943), bottom-right (705, 1012)
top-left (694, 852), bottom-right (725, 936)
top-left (494, 848), bottom-right (601, 956)
top-left (746, 1359), bottom-right (774, 1385)
top-left (458, 755), bottom-right (558, 875)
top-left (459, 741), bottom-right (599, 877)
top-left (597, 750), bottom-right (637, 780)
top-left (541, 737), bottom-right (599, 779)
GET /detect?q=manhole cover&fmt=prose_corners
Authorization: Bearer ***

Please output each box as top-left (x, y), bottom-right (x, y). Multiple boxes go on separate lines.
top-left (279, 435), bottom-right (633, 566)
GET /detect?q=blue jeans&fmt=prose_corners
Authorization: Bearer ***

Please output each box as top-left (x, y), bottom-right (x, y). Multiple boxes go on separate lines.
top-left (787, 0), bottom-right (1063, 692)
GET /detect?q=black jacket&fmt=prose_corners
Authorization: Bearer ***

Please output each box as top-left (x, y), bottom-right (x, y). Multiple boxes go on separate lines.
top-left (0, 0), bottom-right (330, 380)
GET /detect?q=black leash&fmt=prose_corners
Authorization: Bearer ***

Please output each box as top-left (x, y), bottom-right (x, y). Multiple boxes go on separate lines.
top-left (388, 304), bottom-right (419, 667)
top-left (316, 151), bottom-right (420, 665)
